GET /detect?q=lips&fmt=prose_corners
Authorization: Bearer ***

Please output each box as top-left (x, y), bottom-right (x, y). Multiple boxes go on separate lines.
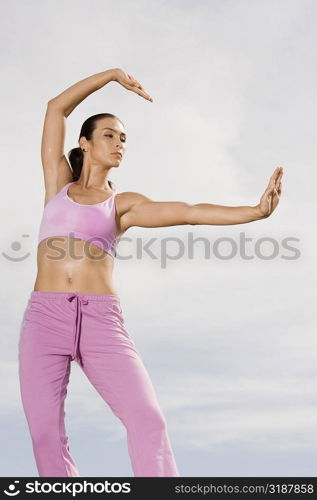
top-left (112, 152), bottom-right (122, 158)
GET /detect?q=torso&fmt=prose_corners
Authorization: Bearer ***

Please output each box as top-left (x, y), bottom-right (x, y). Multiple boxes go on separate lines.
top-left (34, 183), bottom-right (131, 295)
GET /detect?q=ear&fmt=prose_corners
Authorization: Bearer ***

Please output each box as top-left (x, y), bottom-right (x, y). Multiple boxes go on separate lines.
top-left (79, 137), bottom-right (88, 151)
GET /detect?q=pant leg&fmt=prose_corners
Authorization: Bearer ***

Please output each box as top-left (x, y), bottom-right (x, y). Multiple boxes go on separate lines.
top-left (18, 294), bottom-right (80, 477)
top-left (78, 296), bottom-right (180, 477)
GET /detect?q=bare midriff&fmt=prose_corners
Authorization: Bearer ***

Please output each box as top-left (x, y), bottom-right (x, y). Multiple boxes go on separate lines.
top-left (34, 237), bottom-right (118, 295)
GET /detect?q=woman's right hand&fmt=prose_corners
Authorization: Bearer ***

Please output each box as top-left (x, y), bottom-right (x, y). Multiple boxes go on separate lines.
top-left (111, 68), bottom-right (153, 102)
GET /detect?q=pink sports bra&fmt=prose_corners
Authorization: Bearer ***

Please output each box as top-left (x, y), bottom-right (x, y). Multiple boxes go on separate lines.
top-left (37, 181), bottom-right (119, 258)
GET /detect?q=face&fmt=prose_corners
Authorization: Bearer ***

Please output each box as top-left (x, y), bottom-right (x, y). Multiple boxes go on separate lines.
top-left (80, 117), bottom-right (127, 167)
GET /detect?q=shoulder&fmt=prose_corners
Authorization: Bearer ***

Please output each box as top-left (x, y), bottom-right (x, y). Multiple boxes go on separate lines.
top-left (114, 192), bottom-right (154, 232)
top-left (117, 191), bottom-right (152, 202)
top-left (115, 191), bottom-right (152, 215)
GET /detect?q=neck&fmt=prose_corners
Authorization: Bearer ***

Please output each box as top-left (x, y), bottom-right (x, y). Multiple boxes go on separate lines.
top-left (77, 167), bottom-right (112, 191)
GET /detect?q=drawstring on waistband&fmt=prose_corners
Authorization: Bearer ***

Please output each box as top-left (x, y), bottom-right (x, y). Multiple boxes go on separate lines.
top-left (67, 294), bottom-right (88, 366)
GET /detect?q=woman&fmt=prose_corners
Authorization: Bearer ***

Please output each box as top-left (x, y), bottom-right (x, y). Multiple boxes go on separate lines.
top-left (18, 67), bottom-right (283, 478)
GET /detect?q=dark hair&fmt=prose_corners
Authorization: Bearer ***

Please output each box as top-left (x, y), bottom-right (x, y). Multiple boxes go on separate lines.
top-left (67, 113), bottom-right (124, 190)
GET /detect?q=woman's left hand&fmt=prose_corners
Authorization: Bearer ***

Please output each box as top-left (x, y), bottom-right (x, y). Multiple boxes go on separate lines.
top-left (256, 166), bottom-right (284, 218)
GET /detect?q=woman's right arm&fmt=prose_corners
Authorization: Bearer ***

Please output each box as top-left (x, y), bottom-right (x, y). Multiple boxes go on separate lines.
top-left (48, 69), bottom-right (116, 117)
top-left (41, 68), bottom-right (152, 204)
top-left (41, 69), bottom-right (117, 203)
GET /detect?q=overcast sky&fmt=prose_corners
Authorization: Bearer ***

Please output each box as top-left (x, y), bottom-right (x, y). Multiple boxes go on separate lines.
top-left (1, 0), bottom-right (316, 477)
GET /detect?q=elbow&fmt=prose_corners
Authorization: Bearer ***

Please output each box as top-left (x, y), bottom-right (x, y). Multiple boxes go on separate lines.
top-left (186, 205), bottom-right (198, 225)
top-left (47, 98), bottom-right (63, 110)
top-left (47, 99), bottom-right (62, 111)
top-left (47, 99), bottom-right (69, 118)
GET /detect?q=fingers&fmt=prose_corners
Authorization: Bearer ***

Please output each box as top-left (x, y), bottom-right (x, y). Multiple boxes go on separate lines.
top-left (126, 74), bottom-right (153, 101)
top-left (266, 166), bottom-right (283, 193)
top-left (124, 82), bottom-right (153, 101)
top-left (115, 69), bottom-right (154, 101)
top-left (127, 75), bottom-right (143, 90)
top-left (265, 180), bottom-right (276, 196)
top-left (261, 166), bottom-right (284, 215)
top-left (270, 166), bottom-right (283, 183)
top-left (273, 176), bottom-right (283, 203)
top-left (276, 167), bottom-right (283, 185)
top-left (128, 83), bottom-right (153, 101)
top-left (275, 181), bottom-right (282, 196)
top-left (273, 167), bottom-right (283, 197)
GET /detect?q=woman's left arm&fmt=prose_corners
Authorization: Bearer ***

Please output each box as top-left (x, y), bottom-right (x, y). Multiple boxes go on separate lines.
top-left (122, 167), bottom-right (283, 229)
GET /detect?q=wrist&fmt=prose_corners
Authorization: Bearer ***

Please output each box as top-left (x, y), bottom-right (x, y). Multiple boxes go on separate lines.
top-left (108, 68), bottom-right (120, 81)
top-left (253, 204), bottom-right (268, 220)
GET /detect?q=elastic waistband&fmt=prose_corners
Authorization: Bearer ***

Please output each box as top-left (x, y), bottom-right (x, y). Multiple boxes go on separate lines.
top-left (30, 290), bottom-right (120, 302)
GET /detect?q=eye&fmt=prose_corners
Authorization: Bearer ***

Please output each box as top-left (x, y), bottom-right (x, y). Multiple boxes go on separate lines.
top-left (104, 134), bottom-right (126, 143)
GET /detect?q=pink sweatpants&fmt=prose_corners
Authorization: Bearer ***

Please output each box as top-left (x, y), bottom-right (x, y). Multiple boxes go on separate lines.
top-left (18, 290), bottom-right (180, 477)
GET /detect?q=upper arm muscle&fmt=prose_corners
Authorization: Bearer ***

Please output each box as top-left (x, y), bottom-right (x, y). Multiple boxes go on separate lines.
top-left (41, 102), bottom-right (73, 196)
top-left (120, 192), bottom-right (191, 230)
